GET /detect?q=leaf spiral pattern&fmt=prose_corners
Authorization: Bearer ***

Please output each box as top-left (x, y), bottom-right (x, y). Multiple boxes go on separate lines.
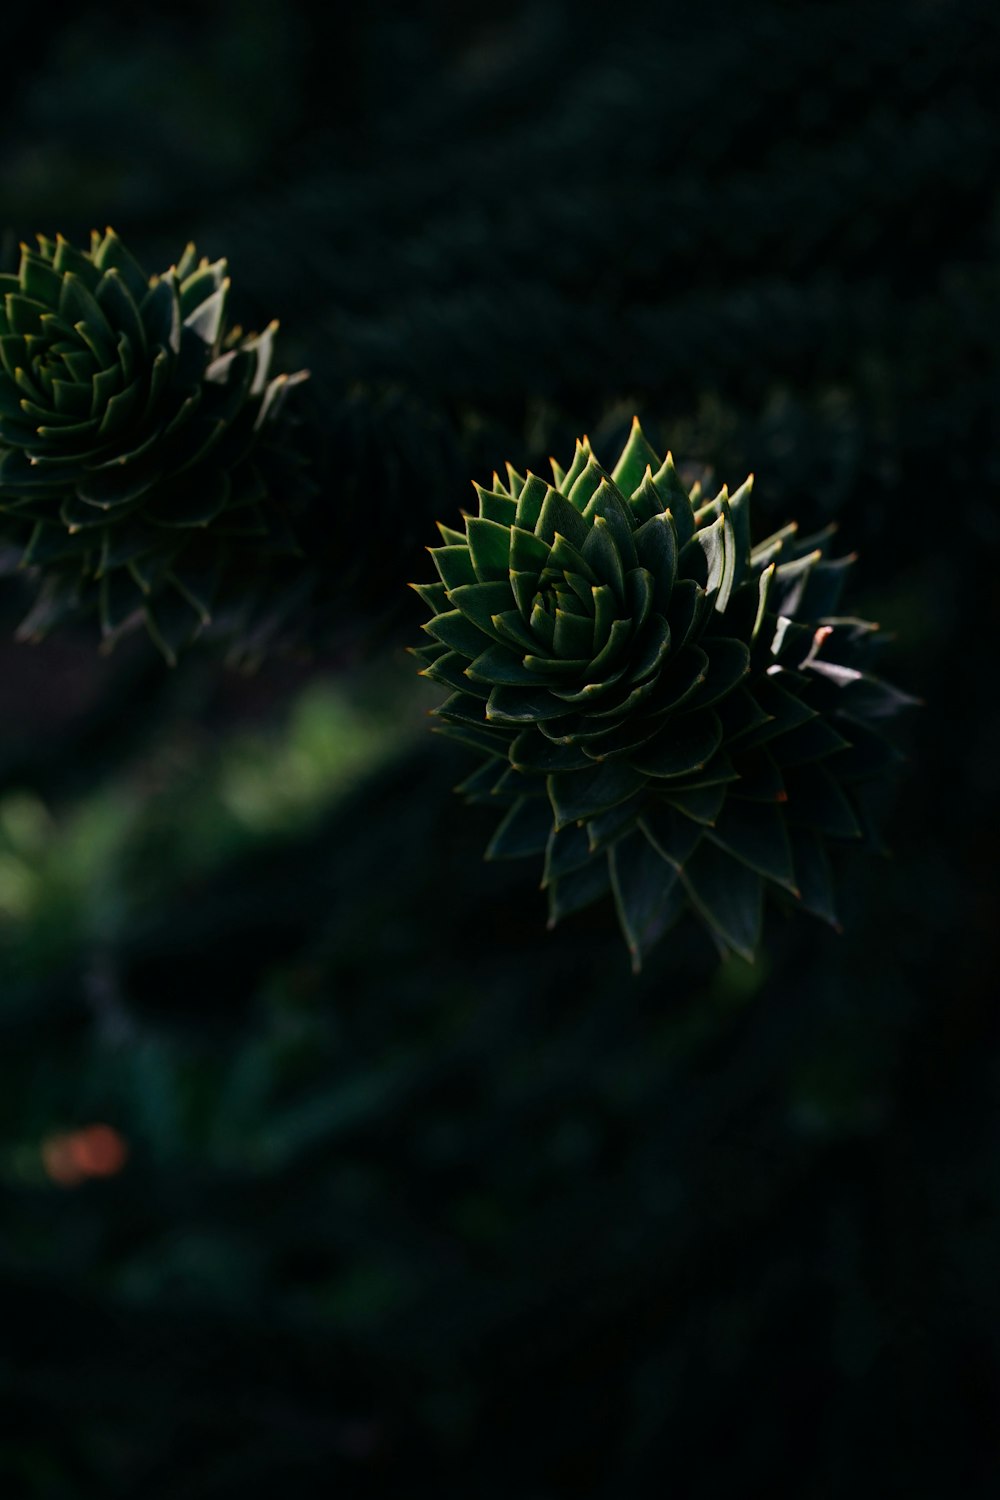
top-left (413, 420), bottom-right (914, 969)
top-left (0, 229), bottom-right (311, 660)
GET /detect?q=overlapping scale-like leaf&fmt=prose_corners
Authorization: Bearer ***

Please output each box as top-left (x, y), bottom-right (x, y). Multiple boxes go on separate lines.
top-left (0, 228), bottom-right (312, 661)
top-left (413, 418), bottom-right (913, 971)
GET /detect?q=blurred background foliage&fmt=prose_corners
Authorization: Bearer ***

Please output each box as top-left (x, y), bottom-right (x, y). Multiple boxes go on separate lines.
top-left (1, 0), bottom-right (999, 1494)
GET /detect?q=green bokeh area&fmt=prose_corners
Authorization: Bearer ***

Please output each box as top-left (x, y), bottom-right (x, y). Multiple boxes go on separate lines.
top-left (2, 3), bottom-right (999, 1496)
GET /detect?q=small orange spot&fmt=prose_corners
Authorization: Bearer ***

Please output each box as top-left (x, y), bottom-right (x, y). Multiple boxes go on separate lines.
top-left (42, 1124), bottom-right (128, 1187)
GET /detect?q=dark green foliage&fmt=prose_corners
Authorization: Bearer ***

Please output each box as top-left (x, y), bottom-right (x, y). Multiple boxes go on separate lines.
top-left (0, 229), bottom-right (311, 661)
top-left (414, 424), bottom-right (912, 968)
top-left (1, 2), bottom-right (999, 1497)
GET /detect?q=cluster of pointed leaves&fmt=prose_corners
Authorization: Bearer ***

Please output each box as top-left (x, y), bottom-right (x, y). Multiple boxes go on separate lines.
top-left (0, 229), bottom-right (312, 661)
top-left (412, 420), bottom-right (914, 971)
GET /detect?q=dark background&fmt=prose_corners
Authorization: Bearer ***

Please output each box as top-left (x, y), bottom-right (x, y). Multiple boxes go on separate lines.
top-left (1, 2), bottom-right (999, 1494)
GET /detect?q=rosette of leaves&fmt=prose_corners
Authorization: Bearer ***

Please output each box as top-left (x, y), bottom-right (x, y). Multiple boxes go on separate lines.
top-left (0, 229), bottom-right (311, 662)
top-left (412, 420), bottom-right (913, 970)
